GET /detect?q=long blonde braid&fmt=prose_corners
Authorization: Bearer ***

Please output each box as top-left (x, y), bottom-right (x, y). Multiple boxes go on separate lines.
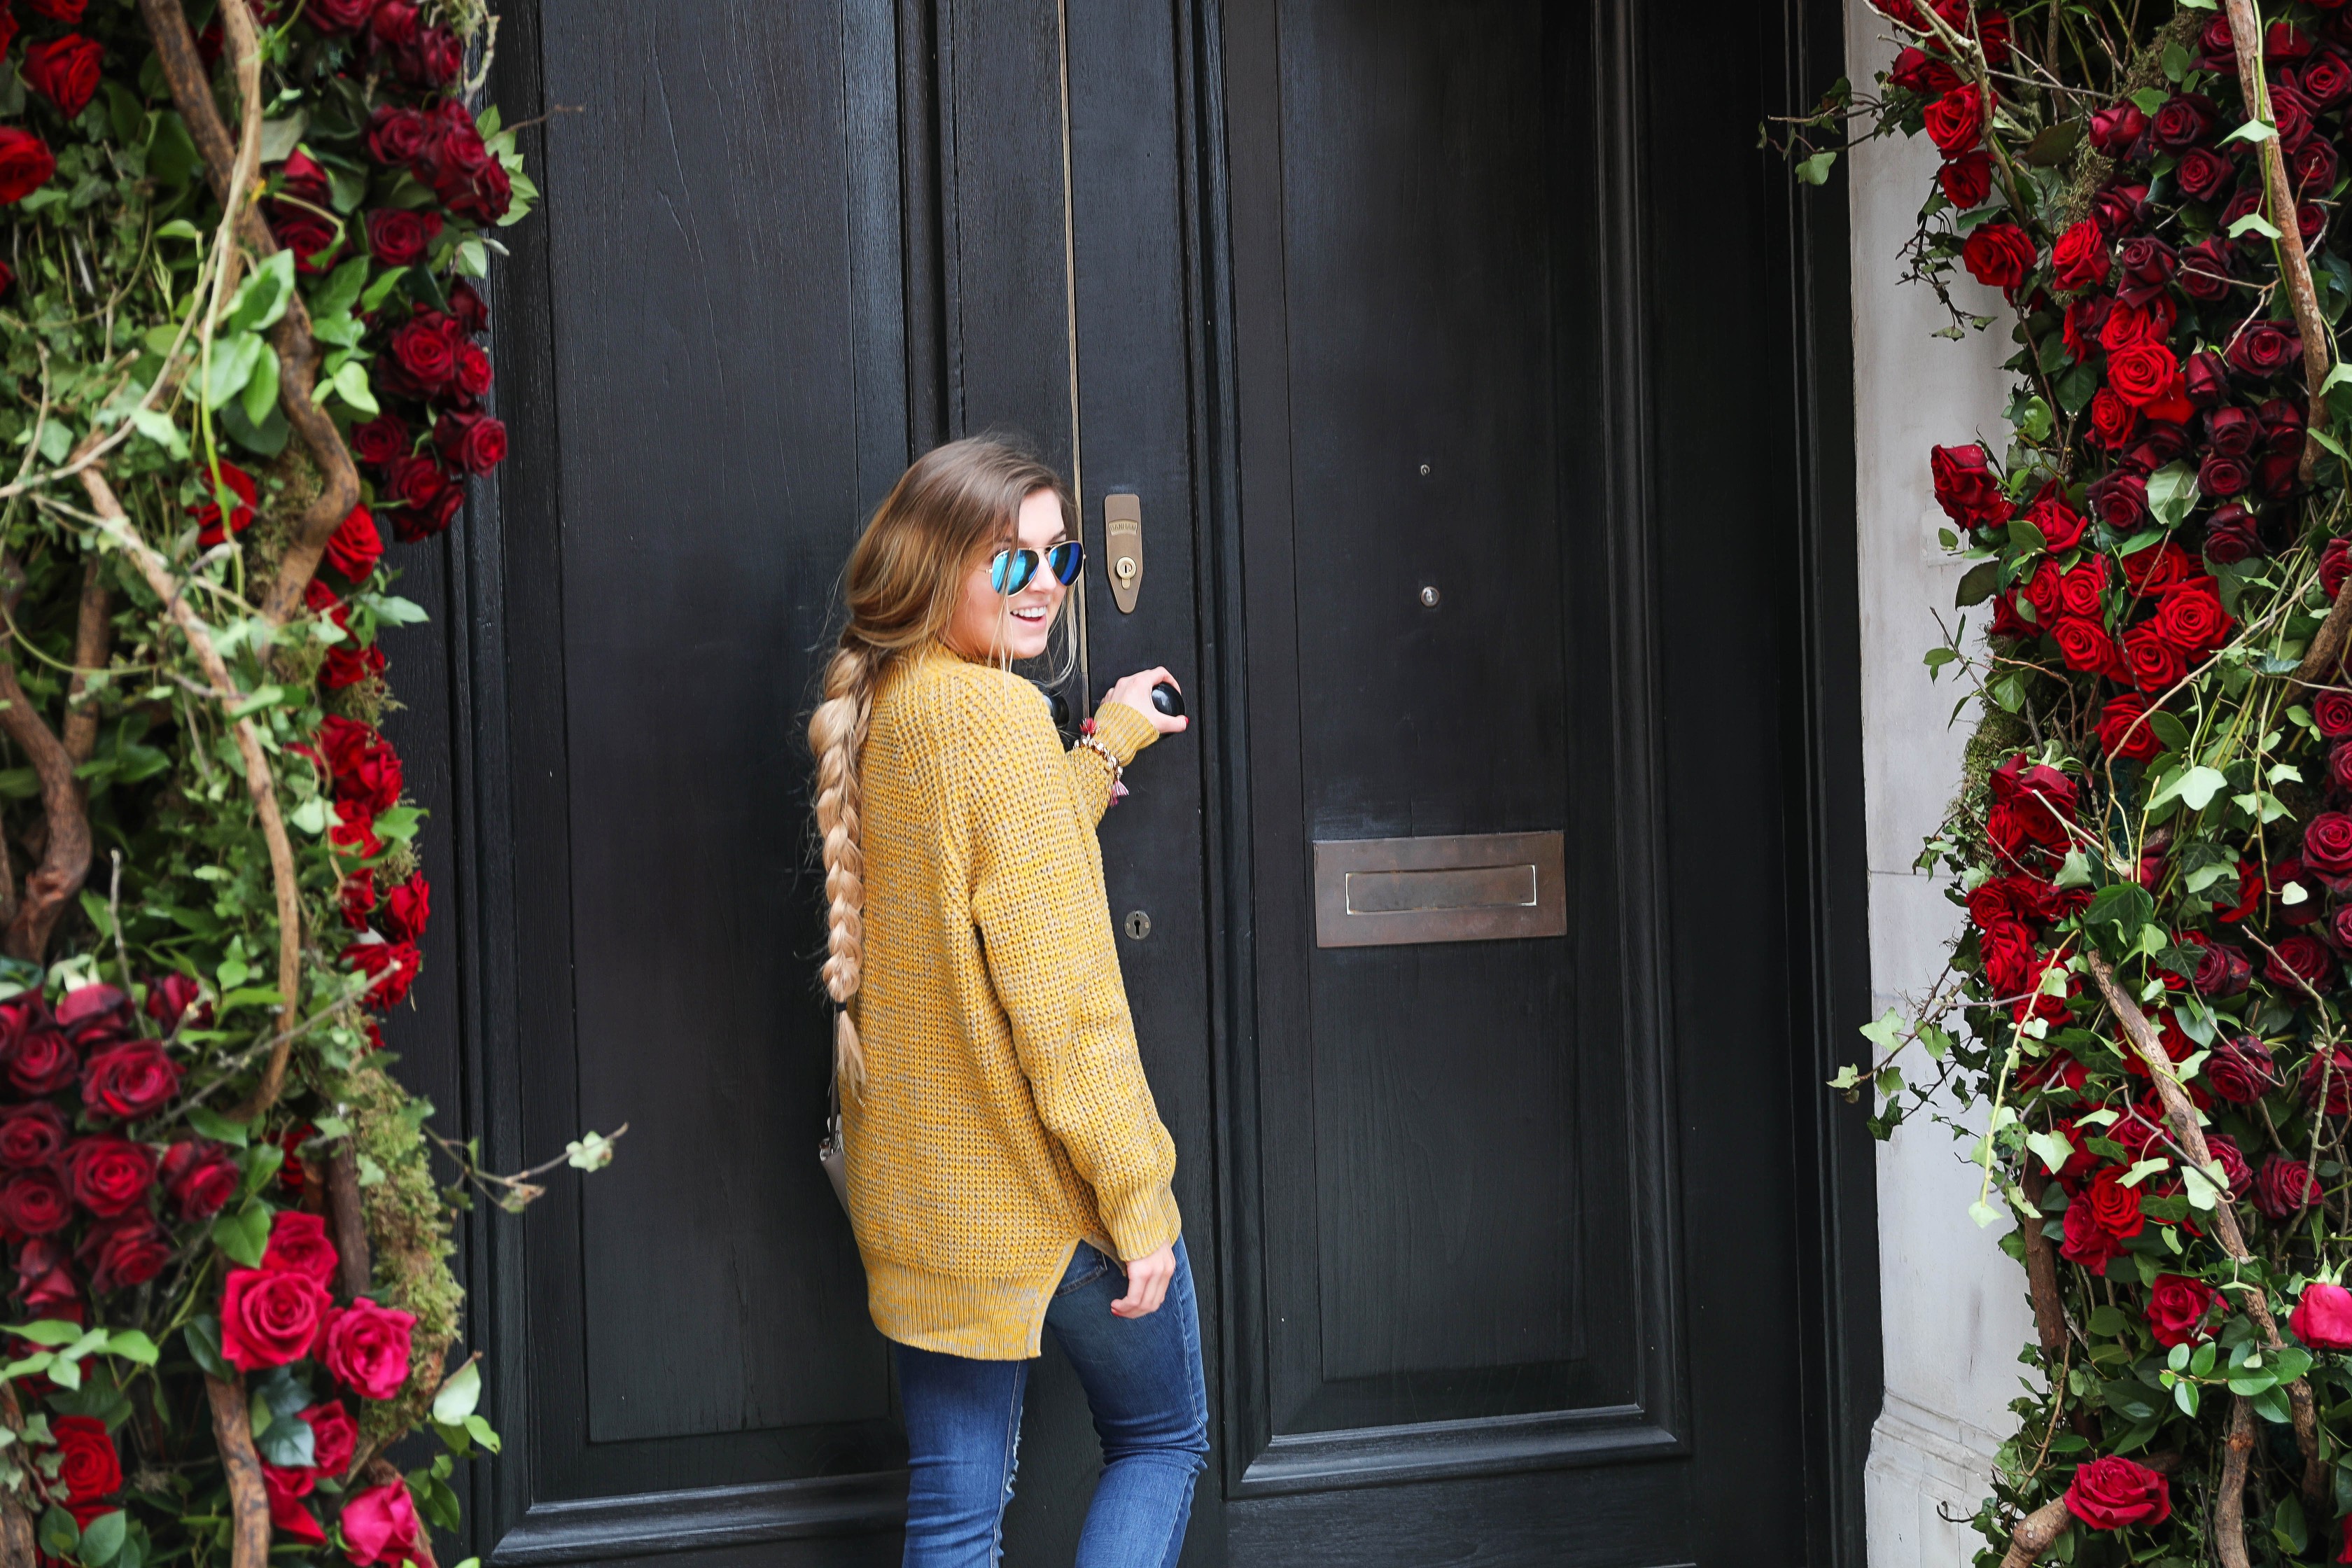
top-left (806, 436), bottom-right (1074, 1098)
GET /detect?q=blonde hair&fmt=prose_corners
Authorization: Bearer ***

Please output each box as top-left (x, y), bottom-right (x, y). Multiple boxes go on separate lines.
top-left (808, 437), bottom-right (1074, 1091)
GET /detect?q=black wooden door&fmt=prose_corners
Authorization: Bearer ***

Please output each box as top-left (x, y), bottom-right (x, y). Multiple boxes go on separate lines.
top-left (424, 2), bottom-right (1877, 1567)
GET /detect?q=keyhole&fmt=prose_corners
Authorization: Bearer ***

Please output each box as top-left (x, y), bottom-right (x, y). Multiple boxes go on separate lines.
top-left (1116, 556), bottom-right (1138, 582)
top-left (1420, 584), bottom-right (1441, 608)
top-left (1124, 911), bottom-right (1152, 940)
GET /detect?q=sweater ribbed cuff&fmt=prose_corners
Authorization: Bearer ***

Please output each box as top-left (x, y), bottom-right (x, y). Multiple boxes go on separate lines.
top-left (1093, 700), bottom-right (1160, 767)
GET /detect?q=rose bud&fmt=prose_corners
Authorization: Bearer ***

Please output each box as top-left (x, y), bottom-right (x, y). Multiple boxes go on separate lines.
top-left (2292, 1281), bottom-right (2352, 1350)
top-left (2088, 102), bottom-right (2148, 155)
top-left (2184, 349), bottom-right (2232, 407)
top-left (2204, 503), bottom-right (2262, 564)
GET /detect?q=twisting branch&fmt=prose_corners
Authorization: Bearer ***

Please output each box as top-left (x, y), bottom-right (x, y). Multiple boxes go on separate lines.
top-left (135, 0), bottom-right (360, 629)
top-left (2083, 952), bottom-right (2327, 1504)
top-left (2019, 1167), bottom-right (2098, 1440)
top-left (204, 1374), bottom-right (270, 1568)
top-left (2216, 1395), bottom-right (2257, 1568)
top-left (0, 555), bottom-right (90, 964)
top-left (62, 556), bottom-right (109, 769)
top-left (326, 1144), bottom-right (371, 1299)
top-left (74, 468), bottom-right (302, 1118)
top-left (1995, 1499), bottom-right (2072, 1568)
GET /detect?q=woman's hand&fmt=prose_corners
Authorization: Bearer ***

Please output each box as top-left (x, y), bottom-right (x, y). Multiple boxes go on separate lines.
top-left (1111, 1242), bottom-right (1177, 1317)
top-left (1105, 668), bottom-right (1188, 736)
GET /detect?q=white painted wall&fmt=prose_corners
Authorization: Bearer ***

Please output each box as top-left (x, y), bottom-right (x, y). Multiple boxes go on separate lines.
top-left (1844, 4), bottom-right (2043, 1562)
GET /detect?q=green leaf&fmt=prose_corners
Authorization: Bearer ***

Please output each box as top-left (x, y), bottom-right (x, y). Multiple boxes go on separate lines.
top-left (186, 1106), bottom-right (250, 1147)
top-left (48, 1356), bottom-right (82, 1391)
top-left (2026, 1130), bottom-right (2076, 1174)
top-left (372, 806), bottom-right (422, 844)
top-left (2149, 765), bottom-right (2231, 813)
top-left (2146, 462), bottom-right (2200, 529)
top-left (197, 333), bottom-right (265, 411)
top-left (2085, 882), bottom-right (2156, 934)
top-left (102, 1331), bottom-right (156, 1367)
top-left (1795, 150), bottom-right (1837, 185)
top-left (1956, 560), bottom-right (2000, 608)
top-left (127, 408), bottom-right (188, 460)
top-left (75, 1509), bottom-right (124, 1568)
top-left (433, 1358), bottom-right (482, 1424)
top-left (2055, 849), bottom-right (2094, 888)
top-left (223, 251), bottom-right (297, 335)
top-left (2088, 1304), bottom-right (2128, 1337)
top-left (2174, 1377), bottom-right (2200, 1416)
top-left (2019, 121), bottom-right (2082, 167)
top-left (2230, 211), bottom-right (2286, 241)
top-left (2131, 88), bottom-right (2169, 115)
top-left (183, 1317), bottom-right (231, 1382)
top-left (329, 359), bottom-right (381, 416)
top-left (38, 1508), bottom-right (78, 1560)
top-left (288, 797), bottom-right (327, 835)
top-left (211, 1202), bottom-right (269, 1268)
top-left (5, 1320), bottom-right (87, 1348)
top-left (463, 1415), bottom-right (501, 1454)
top-left (360, 266), bottom-right (412, 312)
top-left (2223, 118), bottom-right (2279, 146)
top-left (239, 346), bottom-right (279, 430)
top-left (311, 256), bottom-right (372, 321)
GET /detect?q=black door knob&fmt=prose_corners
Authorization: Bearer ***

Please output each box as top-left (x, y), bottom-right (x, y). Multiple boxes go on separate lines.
top-left (1151, 682), bottom-right (1185, 718)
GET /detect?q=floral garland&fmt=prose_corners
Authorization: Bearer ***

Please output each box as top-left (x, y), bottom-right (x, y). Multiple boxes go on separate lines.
top-left (0, 1), bottom-right (608, 1566)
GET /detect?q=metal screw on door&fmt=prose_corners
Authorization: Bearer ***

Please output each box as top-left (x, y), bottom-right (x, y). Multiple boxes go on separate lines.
top-left (1124, 911), bottom-right (1152, 940)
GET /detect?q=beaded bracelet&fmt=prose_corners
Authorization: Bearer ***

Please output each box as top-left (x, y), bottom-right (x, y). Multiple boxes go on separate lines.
top-left (1077, 719), bottom-right (1129, 805)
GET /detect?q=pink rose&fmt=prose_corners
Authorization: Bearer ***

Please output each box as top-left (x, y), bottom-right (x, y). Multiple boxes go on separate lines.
top-left (338, 1480), bottom-right (424, 1567)
top-left (323, 1297), bottom-right (416, 1401)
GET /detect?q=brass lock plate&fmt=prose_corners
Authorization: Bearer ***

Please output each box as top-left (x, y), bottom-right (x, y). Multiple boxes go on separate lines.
top-left (1105, 493), bottom-right (1142, 615)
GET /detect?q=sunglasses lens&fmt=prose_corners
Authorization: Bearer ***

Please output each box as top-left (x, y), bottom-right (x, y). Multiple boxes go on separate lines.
top-left (1047, 541), bottom-right (1084, 584)
top-left (991, 550), bottom-right (1037, 594)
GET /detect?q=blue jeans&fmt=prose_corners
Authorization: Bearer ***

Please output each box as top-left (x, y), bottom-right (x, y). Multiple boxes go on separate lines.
top-left (895, 1238), bottom-right (1210, 1568)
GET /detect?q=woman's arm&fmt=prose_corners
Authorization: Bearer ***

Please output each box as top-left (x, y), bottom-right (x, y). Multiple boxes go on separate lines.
top-left (966, 678), bottom-right (1180, 1263)
top-left (1065, 700), bottom-right (1159, 826)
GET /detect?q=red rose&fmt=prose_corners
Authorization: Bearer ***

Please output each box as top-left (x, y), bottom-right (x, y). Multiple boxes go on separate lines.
top-left (345, 939), bottom-right (422, 1011)
top-left (384, 873), bottom-right (429, 943)
top-left (2057, 556), bottom-right (2104, 615)
top-left (322, 638), bottom-right (387, 692)
top-left (2122, 540), bottom-right (2192, 595)
top-left (0, 129), bottom-right (56, 206)
top-left (385, 454), bottom-right (449, 512)
top-left (448, 280), bottom-right (489, 335)
top-left (306, 0), bottom-right (379, 34)
top-left (2154, 581), bottom-right (2233, 654)
top-left (21, 0), bottom-right (88, 20)
top-left (2292, 1281), bottom-right (2352, 1350)
top-left (2309, 813), bottom-right (2352, 878)
top-left (2107, 342), bottom-right (2185, 411)
top-left (2022, 498), bottom-right (2087, 554)
top-left (2060, 1194), bottom-right (2122, 1268)
top-left (2122, 624), bottom-right (2186, 693)
top-left (63, 1138), bottom-right (155, 1219)
top-left (1961, 221), bottom-right (2036, 293)
top-left (0, 1104), bottom-right (65, 1170)
top-left (1930, 443), bottom-right (2009, 528)
top-left (2206, 503), bottom-right (2262, 564)
top-left (2256, 1154), bottom-right (2322, 1219)
top-left (9, 1029), bottom-right (77, 1097)
top-left (2050, 219), bottom-right (2109, 290)
top-left (454, 342), bottom-right (494, 400)
top-left (2087, 471), bottom-right (2147, 529)
top-left (1924, 84), bottom-right (1984, 155)
top-left (50, 1416), bottom-right (118, 1504)
top-left (2269, 934), bottom-right (2337, 993)
top-left (2320, 691), bottom-right (2352, 739)
top-left (146, 974), bottom-right (208, 1032)
top-left (2085, 1166), bottom-right (2145, 1238)
top-left (2206, 1034), bottom-right (2273, 1100)
top-left (56, 985), bottom-right (128, 1051)
top-left (386, 312), bottom-right (461, 391)
top-left (1937, 150), bottom-right (1991, 208)
top-left (2050, 617), bottom-right (2114, 672)
top-left (2230, 321), bottom-right (2304, 380)
top-left (2066, 1455), bottom-right (2171, 1530)
top-left (300, 1401), bottom-right (358, 1476)
top-left (79, 1040), bottom-right (183, 1122)
top-left (263, 1465), bottom-right (326, 1546)
top-left (2095, 693), bottom-right (2162, 760)
top-left (22, 35), bottom-right (101, 120)
top-left (2087, 388), bottom-right (2136, 449)
top-left (2206, 1131), bottom-right (2253, 1196)
top-left (320, 716), bottom-right (403, 813)
top-left (369, 0), bottom-right (421, 48)
top-left (2101, 296), bottom-right (2176, 351)
top-left (190, 463), bottom-right (258, 548)
top-left (2151, 92), bottom-right (2217, 150)
top-left (2306, 1046), bottom-right (2352, 1113)
top-left (2089, 102), bottom-right (2147, 155)
top-left (1889, 46), bottom-right (1961, 97)
top-left (364, 207), bottom-right (442, 267)
top-left (262, 1210), bottom-right (340, 1289)
top-left (2175, 146), bottom-right (2234, 202)
top-left (433, 410), bottom-right (507, 476)
top-left (219, 1266), bottom-right (332, 1371)
top-left (340, 1480), bottom-right (424, 1567)
top-left (323, 505), bottom-right (383, 584)
top-left (323, 1296), bottom-right (416, 1400)
top-left (80, 1218), bottom-right (171, 1294)
top-left (1, 1170), bottom-right (70, 1237)
top-left (2146, 1273), bottom-right (2218, 1347)
top-left (2300, 51), bottom-right (2352, 106)
top-left (2292, 136), bottom-right (2341, 197)
top-left (161, 1140), bottom-right (238, 1222)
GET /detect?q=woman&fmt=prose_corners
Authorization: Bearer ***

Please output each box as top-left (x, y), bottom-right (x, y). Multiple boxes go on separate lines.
top-left (806, 437), bottom-right (1207, 1568)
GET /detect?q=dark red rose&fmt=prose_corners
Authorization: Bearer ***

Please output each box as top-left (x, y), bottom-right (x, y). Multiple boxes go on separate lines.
top-left (2147, 1273), bottom-right (2218, 1347)
top-left (0, 1105), bottom-right (64, 1172)
top-left (2152, 92), bottom-right (2218, 150)
top-left (2274, 80), bottom-right (2317, 147)
top-left (2258, 1154), bottom-right (2323, 1219)
top-left (2088, 388), bottom-right (2136, 449)
top-left (0, 130), bottom-right (57, 206)
top-left (2087, 470), bottom-right (2148, 528)
top-left (2222, 183), bottom-right (2264, 231)
top-left (306, 0), bottom-right (378, 34)
top-left (80, 1218), bottom-right (170, 1294)
top-left (160, 1140), bottom-right (237, 1222)
top-left (389, 489), bottom-right (465, 544)
top-left (260, 1210), bottom-right (340, 1288)
top-left (21, 0), bottom-right (88, 20)
top-left (22, 35), bottom-right (101, 120)
top-left (2230, 321), bottom-right (2304, 380)
top-left (2092, 182), bottom-right (2152, 235)
top-left (386, 312), bottom-right (461, 391)
top-left (2064, 296), bottom-right (2113, 362)
top-left (2332, 741), bottom-right (2352, 797)
top-left (2175, 146), bottom-right (2235, 202)
top-left (2096, 692), bottom-right (2162, 760)
top-left (2122, 624), bottom-right (2186, 692)
top-left (51, 1416), bottom-right (117, 1505)
top-left (2299, 50), bottom-right (2352, 106)
top-left (2258, 449), bottom-right (2304, 501)
top-left (2268, 932), bottom-right (2337, 992)
top-left (364, 107), bottom-right (428, 168)
top-left (364, 208), bottom-right (441, 268)
top-left (2051, 617), bottom-right (2114, 672)
top-left (1928, 85), bottom-right (1984, 156)
top-left (320, 715), bottom-right (404, 813)
top-left (2060, 1194), bottom-right (2122, 1268)
top-left (8, 1030), bottom-right (76, 1097)
top-left (2206, 405), bottom-right (2259, 456)
top-left (2268, 396), bottom-right (2314, 452)
top-left (433, 410), bottom-right (507, 476)
top-left (2272, 20), bottom-right (2319, 59)
top-left (2292, 1281), bottom-right (2352, 1349)
top-left (63, 1138), bottom-right (155, 1219)
top-left (55, 984), bottom-right (126, 1046)
top-left (2198, 451), bottom-right (2252, 498)
top-left (2089, 102), bottom-right (2148, 155)
top-left (2065, 1455), bottom-right (2171, 1530)
top-left (454, 342), bottom-right (494, 400)
top-left (384, 873), bottom-right (430, 943)
top-left (0, 9), bottom-right (18, 55)
top-left (146, 974), bottom-right (207, 1032)
top-left (348, 415), bottom-right (411, 470)
top-left (323, 1296), bottom-right (416, 1399)
top-left (2309, 813), bottom-right (2352, 878)
top-left (345, 939), bottom-right (421, 1010)
top-left (189, 463), bottom-right (257, 548)
top-left (219, 1266), bottom-right (332, 1371)
top-left (2292, 136), bottom-right (2341, 198)
top-left (2180, 239), bottom-right (2236, 304)
top-left (400, 24), bottom-right (463, 87)
top-left (2108, 342), bottom-right (2185, 410)
top-left (301, 1401), bottom-right (358, 1476)
top-left (1938, 150), bottom-right (1991, 208)
top-left (2155, 580), bottom-right (2233, 654)
top-left (267, 205), bottom-right (341, 270)
top-left (2114, 236), bottom-right (2176, 305)
top-left (1, 1170), bottom-right (70, 1237)
top-left (447, 280), bottom-right (489, 335)
top-left (1961, 221), bottom-right (2036, 293)
top-left (2325, 538), bottom-right (2352, 602)
top-left (80, 1041), bottom-right (183, 1122)
top-left (2050, 219), bottom-right (2109, 291)
top-left (2318, 688), bottom-right (2352, 738)
top-left (2204, 503), bottom-right (2262, 564)
top-left (322, 505), bottom-right (383, 585)
top-left (2183, 350), bottom-right (2231, 408)
top-left (2205, 1130), bottom-right (2253, 1196)
top-left (1888, 46), bottom-right (1962, 97)
top-left (1931, 444), bottom-right (2008, 528)
top-left (368, 0), bottom-right (419, 48)
top-left (2309, 1046), bottom-right (2352, 1114)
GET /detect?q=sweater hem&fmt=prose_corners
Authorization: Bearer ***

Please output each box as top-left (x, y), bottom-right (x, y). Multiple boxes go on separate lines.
top-left (865, 1241), bottom-right (1079, 1361)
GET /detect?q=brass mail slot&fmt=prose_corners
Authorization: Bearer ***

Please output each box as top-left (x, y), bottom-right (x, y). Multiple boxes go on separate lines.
top-left (1313, 831), bottom-right (1567, 948)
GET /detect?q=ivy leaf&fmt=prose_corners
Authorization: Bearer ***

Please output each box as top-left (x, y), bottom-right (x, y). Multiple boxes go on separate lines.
top-left (222, 251), bottom-right (296, 336)
top-left (432, 1359), bottom-right (482, 1424)
top-left (2230, 211), bottom-right (2286, 241)
top-left (1795, 150), bottom-right (1837, 186)
top-left (2026, 1130), bottom-right (2076, 1175)
top-left (2148, 764), bottom-right (2230, 812)
top-left (2223, 118), bottom-right (2280, 146)
top-left (211, 1202), bottom-right (269, 1268)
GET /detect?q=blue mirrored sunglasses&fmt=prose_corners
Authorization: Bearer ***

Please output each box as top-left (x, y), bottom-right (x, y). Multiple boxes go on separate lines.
top-left (990, 540), bottom-right (1084, 594)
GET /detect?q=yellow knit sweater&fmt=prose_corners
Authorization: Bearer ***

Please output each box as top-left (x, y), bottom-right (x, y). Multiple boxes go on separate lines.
top-left (841, 642), bottom-right (1181, 1359)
